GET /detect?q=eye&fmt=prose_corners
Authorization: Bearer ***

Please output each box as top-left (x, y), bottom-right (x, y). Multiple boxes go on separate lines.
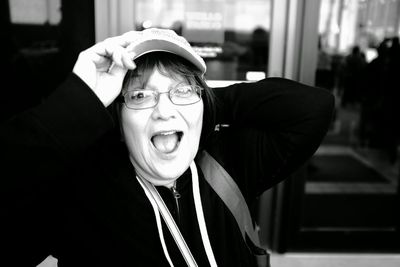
top-left (125, 90), bottom-right (153, 103)
top-left (173, 85), bottom-right (195, 97)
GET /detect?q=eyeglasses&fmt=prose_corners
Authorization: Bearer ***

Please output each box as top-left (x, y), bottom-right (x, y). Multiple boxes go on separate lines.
top-left (122, 84), bottom-right (203, 110)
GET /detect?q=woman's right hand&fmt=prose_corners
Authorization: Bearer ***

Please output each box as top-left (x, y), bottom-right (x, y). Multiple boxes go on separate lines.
top-left (72, 32), bottom-right (139, 107)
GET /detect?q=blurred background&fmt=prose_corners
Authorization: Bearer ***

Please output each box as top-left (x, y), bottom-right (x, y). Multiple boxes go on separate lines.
top-left (1, 0), bottom-right (399, 266)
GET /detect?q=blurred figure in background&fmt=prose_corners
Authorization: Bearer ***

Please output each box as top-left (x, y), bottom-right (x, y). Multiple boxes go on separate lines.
top-left (316, 37), bottom-right (334, 92)
top-left (383, 37), bottom-right (400, 163)
top-left (360, 37), bottom-right (400, 163)
top-left (340, 45), bottom-right (367, 108)
top-left (250, 27), bottom-right (269, 70)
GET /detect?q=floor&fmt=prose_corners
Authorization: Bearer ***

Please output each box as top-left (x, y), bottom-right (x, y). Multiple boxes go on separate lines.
top-left (270, 253), bottom-right (400, 267)
top-left (306, 145), bottom-right (398, 194)
top-left (310, 104), bottom-right (399, 195)
top-left (37, 256), bottom-right (57, 267)
top-left (38, 253), bottom-right (400, 267)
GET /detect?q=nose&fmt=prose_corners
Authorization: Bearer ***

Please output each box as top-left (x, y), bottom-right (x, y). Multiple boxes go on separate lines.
top-left (151, 92), bottom-right (177, 120)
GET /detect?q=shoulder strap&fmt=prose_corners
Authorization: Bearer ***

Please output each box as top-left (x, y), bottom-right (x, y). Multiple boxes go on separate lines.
top-left (198, 150), bottom-right (269, 267)
top-left (197, 150), bottom-right (260, 246)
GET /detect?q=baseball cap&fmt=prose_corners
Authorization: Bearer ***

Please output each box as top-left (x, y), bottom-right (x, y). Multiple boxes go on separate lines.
top-left (126, 28), bottom-right (206, 75)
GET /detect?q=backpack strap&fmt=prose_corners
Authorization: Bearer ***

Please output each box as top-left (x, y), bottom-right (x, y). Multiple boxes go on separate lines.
top-left (197, 150), bottom-right (269, 267)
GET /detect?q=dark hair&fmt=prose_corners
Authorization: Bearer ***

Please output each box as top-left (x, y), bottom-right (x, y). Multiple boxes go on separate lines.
top-left (119, 52), bottom-right (216, 148)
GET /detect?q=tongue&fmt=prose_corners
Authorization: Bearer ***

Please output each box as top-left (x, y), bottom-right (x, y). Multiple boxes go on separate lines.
top-left (152, 133), bottom-right (179, 153)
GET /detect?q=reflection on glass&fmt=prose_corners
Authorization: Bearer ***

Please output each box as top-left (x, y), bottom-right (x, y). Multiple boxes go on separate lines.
top-left (302, 0), bottom-right (400, 252)
top-left (9, 0), bottom-right (61, 25)
top-left (134, 0), bottom-right (271, 81)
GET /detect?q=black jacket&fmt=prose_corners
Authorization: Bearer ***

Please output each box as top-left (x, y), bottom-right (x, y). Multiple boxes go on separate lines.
top-left (0, 74), bottom-right (334, 266)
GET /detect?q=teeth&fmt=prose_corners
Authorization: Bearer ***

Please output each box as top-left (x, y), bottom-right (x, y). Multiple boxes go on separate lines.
top-left (159, 131), bottom-right (177, 136)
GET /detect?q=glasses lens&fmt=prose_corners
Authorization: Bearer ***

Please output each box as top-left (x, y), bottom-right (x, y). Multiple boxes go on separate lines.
top-left (124, 90), bottom-right (156, 109)
top-left (170, 85), bottom-right (202, 105)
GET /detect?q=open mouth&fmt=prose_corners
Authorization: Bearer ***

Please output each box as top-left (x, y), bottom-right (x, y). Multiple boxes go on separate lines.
top-left (151, 131), bottom-right (184, 154)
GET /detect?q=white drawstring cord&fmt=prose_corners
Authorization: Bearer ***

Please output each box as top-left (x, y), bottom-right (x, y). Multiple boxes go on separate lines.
top-left (135, 161), bottom-right (218, 267)
top-left (136, 177), bottom-right (174, 267)
top-left (137, 175), bottom-right (198, 267)
top-left (191, 162), bottom-right (218, 267)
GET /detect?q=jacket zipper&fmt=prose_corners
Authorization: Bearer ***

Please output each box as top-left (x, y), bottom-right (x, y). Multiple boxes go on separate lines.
top-left (171, 185), bottom-right (181, 225)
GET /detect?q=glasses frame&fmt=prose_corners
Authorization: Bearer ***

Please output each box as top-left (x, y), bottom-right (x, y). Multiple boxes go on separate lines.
top-left (121, 85), bottom-right (203, 110)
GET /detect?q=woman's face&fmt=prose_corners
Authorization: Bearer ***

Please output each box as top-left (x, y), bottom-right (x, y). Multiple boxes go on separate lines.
top-left (121, 68), bottom-right (204, 187)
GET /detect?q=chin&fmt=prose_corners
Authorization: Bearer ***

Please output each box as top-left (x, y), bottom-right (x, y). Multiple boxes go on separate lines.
top-left (154, 160), bottom-right (189, 181)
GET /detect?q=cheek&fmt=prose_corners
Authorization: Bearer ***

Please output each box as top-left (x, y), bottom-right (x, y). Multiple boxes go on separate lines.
top-left (185, 103), bottom-right (204, 139)
top-left (195, 110), bottom-right (204, 135)
top-left (120, 110), bottom-right (149, 152)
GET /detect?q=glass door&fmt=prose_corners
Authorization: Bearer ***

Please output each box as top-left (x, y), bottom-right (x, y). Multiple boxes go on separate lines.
top-left (271, 0), bottom-right (400, 253)
top-left (95, 0), bottom-right (277, 85)
top-left (132, 0), bottom-right (273, 83)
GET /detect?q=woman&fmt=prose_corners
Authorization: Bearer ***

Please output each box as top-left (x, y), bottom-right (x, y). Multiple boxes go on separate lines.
top-left (0, 28), bottom-right (334, 266)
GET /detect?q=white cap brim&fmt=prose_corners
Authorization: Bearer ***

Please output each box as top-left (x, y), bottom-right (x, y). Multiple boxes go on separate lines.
top-left (126, 28), bottom-right (206, 75)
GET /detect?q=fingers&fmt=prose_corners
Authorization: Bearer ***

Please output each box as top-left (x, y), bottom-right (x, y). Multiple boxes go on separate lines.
top-left (89, 36), bottom-right (137, 71)
top-left (107, 62), bottom-right (127, 77)
top-left (122, 52), bottom-right (136, 69)
top-left (106, 52), bottom-right (136, 74)
top-left (104, 41), bottom-right (136, 70)
top-left (102, 31), bottom-right (141, 69)
top-left (105, 42), bottom-right (124, 66)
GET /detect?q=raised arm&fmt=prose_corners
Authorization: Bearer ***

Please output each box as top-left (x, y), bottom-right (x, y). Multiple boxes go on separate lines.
top-left (1, 31), bottom-right (139, 154)
top-left (0, 31), bottom-right (138, 266)
top-left (208, 78), bottom-right (335, 197)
